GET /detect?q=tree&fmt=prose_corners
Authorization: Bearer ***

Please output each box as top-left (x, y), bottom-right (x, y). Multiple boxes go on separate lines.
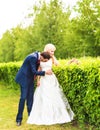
top-left (72, 0), bottom-right (100, 56)
top-left (29, 0), bottom-right (72, 58)
top-left (13, 26), bottom-right (34, 61)
top-left (0, 30), bottom-right (15, 62)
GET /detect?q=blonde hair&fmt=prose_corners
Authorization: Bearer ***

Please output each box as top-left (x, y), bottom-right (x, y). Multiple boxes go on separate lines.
top-left (44, 43), bottom-right (56, 51)
top-left (44, 43), bottom-right (59, 66)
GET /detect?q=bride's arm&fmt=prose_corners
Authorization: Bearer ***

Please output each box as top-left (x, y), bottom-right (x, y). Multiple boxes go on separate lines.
top-left (52, 56), bottom-right (59, 66)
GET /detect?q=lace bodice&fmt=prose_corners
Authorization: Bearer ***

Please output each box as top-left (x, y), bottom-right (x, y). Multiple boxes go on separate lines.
top-left (40, 59), bottom-right (52, 71)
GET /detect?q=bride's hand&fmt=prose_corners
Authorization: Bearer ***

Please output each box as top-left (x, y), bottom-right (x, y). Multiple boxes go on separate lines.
top-left (37, 81), bottom-right (40, 87)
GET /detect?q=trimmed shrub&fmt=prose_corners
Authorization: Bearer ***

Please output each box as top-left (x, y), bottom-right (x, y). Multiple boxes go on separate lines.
top-left (0, 57), bottom-right (100, 128)
top-left (0, 61), bottom-right (21, 89)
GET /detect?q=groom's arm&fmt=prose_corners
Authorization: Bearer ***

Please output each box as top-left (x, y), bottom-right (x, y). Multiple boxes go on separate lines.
top-left (29, 56), bottom-right (45, 76)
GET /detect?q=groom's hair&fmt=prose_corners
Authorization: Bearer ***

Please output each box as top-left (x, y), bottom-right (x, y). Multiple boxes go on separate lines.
top-left (40, 52), bottom-right (51, 60)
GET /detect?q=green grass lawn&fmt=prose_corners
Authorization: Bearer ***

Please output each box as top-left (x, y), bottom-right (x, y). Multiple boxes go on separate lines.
top-left (0, 83), bottom-right (90, 130)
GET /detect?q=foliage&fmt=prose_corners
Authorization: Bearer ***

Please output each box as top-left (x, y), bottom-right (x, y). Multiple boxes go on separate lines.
top-left (0, 31), bottom-right (15, 62)
top-left (0, 57), bottom-right (100, 129)
top-left (0, 0), bottom-right (100, 62)
top-left (54, 58), bottom-right (100, 128)
top-left (13, 26), bottom-right (35, 61)
top-left (0, 61), bottom-right (21, 89)
top-left (72, 0), bottom-right (100, 57)
top-left (28, 0), bottom-right (72, 58)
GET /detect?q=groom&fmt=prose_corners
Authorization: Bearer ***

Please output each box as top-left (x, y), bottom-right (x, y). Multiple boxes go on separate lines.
top-left (15, 51), bottom-right (52, 126)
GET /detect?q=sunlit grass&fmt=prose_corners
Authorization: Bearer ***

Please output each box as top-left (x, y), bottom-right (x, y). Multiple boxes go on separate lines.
top-left (0, 83), bottom-right (86, 130)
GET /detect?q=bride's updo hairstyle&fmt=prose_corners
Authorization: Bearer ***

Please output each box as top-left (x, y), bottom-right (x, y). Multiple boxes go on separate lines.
top-left (44, 43), bottom-right (59, 66)
top-left (44, 43), bottom-right (56, 52)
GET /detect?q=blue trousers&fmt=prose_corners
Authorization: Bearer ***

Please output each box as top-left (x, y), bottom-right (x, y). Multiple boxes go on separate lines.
top-left (16, 83), bottom-right (34, 122)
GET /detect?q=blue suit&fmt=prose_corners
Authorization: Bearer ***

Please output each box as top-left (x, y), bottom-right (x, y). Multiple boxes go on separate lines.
top-left (15, 52), bottom-right (45, 122)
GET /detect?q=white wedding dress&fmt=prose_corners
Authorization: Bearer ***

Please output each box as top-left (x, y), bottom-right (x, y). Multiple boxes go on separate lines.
top-left (27, 59), bottom-right (74, 125)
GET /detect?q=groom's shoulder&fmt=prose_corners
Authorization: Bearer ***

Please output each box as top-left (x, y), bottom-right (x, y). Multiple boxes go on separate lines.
top-left (27, 51), bottom-right (39, 59)
top-left (30, 51), bottom-right (39, 56)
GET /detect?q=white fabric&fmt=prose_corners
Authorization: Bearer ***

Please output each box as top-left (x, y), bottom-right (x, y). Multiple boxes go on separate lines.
top-left (27, 59), bottom-right (74, 125)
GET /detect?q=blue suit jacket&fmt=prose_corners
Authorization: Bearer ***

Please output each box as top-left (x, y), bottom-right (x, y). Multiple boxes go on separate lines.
top-left (15, 52), bottom-right (45, 87)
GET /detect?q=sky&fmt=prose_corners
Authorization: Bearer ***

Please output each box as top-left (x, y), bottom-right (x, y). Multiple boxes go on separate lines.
top-left (0, 0), bottom-right (78, 38)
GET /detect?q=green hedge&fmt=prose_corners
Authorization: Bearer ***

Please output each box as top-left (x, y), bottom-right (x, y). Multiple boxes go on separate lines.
top-left (54, 58), bottom-right (100, 129)
top-left (0, 58), bottom-right (100, 128)
top-left (0, 61), bottom-right (21, 89)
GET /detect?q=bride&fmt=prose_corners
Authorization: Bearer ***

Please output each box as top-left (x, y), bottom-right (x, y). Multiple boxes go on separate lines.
top-left (27, 44), bottom-right (74, 125)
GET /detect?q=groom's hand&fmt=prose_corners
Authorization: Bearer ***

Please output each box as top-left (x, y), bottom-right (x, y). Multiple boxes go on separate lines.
top-left (45, 69), bottom-right (52, 75)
